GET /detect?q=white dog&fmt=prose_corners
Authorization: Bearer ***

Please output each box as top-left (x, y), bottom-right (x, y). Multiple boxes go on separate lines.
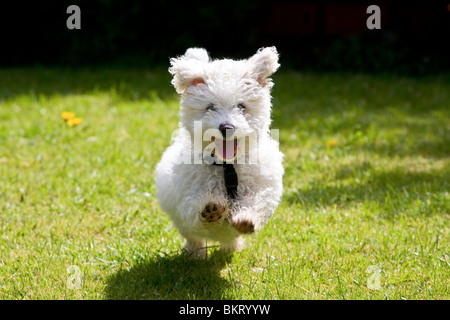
top-left (155, 47), bottom-right (284, 258)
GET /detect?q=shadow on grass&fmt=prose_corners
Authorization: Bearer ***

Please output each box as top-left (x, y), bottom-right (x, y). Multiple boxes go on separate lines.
top-left (271, 73), bottom-right (449, 160)
top-left (285, 164), bottom-right (449, 218)
top-left (104, 249), bottom-right (233, 300)
top-left (0, 67), bottom-right (175, 102)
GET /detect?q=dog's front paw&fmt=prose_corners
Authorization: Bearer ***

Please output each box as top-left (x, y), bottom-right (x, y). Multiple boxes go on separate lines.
top-left (200, 202), bottom-right (227, 222)
top-left (231, 217), bottom-right (255, 234)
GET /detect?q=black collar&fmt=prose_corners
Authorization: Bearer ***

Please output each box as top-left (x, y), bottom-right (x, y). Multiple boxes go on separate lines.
top-left (212, 161), bottom-right (238, 200)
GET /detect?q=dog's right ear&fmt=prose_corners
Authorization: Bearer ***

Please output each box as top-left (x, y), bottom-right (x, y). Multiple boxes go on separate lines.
top-left (248, 47), bottom-right (280, 88)
top-left (169, 48), bottom-right (209, 94)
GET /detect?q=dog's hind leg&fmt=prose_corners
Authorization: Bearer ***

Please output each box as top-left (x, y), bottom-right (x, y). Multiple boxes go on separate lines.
top-left (184, 238), bottom-right (207, 259)
top-left (220, 236), bottom-right (245, 252)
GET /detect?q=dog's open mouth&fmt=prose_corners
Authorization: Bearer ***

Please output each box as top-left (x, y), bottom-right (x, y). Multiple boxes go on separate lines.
top-left (211, 136), bottom-right (238, 162)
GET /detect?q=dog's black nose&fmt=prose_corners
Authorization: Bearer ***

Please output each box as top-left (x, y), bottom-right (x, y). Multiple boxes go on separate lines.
top-left (219, 123), bottom-right (235, 138)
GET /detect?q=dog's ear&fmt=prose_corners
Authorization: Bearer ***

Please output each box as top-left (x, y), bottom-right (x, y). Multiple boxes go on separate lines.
top-left (183, 48), bottom-right (210, 63)
top-left (169, 48), bottom-right (210, 94)
top-left (248, 47), bottom-right (280, 87)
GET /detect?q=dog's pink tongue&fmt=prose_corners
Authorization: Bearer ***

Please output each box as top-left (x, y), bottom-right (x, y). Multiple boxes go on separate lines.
top-left (218, 140), bottom-right (236, 160)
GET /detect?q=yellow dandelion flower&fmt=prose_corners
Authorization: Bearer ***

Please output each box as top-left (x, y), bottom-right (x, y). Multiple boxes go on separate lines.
top-left (62, 111), bottom-right (75, 121)
top-left (67, 117), bottom-right (83, 127)
top-left (326, 139), bottom-right (339, 147)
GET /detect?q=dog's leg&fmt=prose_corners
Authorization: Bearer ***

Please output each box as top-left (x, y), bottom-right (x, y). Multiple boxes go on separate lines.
top-left (184, 239), bottom-right (207, 259)
top-left (230, 211), bottom-right (257, 234)
top-left (221, 236), bottom-right (245, 252)
top-left (230, 180), bottom-right (282, 235)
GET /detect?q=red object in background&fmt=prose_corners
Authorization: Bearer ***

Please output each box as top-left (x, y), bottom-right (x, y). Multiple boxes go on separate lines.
top-left (324, 4), bottom-right (369, 34)
top-left (265, 3), bottom-right (317, 35)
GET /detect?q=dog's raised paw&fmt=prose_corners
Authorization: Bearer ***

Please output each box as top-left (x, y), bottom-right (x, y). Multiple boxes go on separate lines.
top-left (231, 218), bottom-right (255, 234)
top-left (200, 202), bottom-right (226, 222)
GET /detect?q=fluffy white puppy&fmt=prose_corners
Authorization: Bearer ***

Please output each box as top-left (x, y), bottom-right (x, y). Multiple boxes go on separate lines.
top-left (155, 47), bottom-right (284, 258)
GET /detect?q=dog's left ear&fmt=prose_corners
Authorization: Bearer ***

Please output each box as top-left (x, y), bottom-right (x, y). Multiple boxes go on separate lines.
top-left (169, 48), bottom-right (209, 94)
top-left (248, 47), bottom-right (280, 87)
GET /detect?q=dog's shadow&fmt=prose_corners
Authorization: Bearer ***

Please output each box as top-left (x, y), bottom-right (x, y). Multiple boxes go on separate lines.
top-left (104, 249), bottom-right (233, 299)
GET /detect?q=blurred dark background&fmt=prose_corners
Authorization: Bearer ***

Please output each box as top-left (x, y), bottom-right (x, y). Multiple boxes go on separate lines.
top-left (1, 0), bottom-right (449, 73)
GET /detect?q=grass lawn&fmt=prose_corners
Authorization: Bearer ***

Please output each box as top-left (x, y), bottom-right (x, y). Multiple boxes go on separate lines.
top-left (0, 67), bottom-right (448, 300)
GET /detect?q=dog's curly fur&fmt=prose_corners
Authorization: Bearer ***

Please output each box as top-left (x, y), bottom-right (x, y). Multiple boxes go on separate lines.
top-left (155, 47), bottom-right (284, 258)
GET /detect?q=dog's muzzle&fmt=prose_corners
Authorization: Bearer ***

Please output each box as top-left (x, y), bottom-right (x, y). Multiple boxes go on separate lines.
top-left (211, 136), bottom-right (238, 162)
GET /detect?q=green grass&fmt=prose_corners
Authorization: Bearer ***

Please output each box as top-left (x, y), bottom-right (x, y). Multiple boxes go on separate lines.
top-left (0, 67), bottom-right (448, 299)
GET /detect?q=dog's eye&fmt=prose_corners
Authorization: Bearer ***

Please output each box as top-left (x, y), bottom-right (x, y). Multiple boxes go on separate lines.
top-left (206, 104), bottom-right (217, 111)
top-left (237, 103), bottom-right (246, 111)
